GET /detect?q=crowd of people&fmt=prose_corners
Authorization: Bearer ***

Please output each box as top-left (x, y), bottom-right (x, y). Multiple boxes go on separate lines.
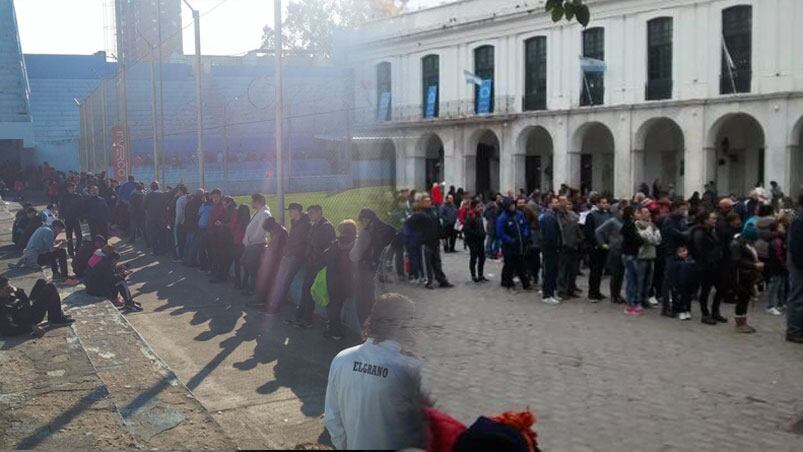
top-left (3, 165), bottom-right (802, 345)
top-left (391, 180), bottom-right (803, 343)
top-left (4, 169), bottom-right (401, 342)
top-left (3, 163), bottom-right (803, 451)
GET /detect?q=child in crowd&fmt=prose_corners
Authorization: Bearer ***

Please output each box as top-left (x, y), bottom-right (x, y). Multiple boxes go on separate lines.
top-left (670, 245), bottom-right (696, 321)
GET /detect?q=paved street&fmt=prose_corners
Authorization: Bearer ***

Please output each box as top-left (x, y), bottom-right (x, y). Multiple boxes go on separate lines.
top-left (117, 241), bottom-right (803, 450)
top-left (401, 251), bottom-right (803, 451)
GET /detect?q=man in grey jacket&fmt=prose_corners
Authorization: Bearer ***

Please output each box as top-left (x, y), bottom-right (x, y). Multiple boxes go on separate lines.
top-left (557, 196), bottom-right (584, 299)
top-left (595, 209), bottom-right (625, 304)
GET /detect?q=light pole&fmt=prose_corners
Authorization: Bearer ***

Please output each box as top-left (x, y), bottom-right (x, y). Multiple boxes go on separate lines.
top-left (274, 0), bottom-right (285, 225)
top-left (184, 0), bottom-right (205, 189)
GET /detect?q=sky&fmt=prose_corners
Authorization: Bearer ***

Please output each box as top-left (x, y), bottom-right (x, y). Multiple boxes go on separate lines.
top-left (15, 0), bottom-right (447, 57)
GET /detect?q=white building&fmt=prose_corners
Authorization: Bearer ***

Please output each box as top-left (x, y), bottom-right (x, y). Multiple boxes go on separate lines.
top-left (344, 0), bottom-right (803, 198)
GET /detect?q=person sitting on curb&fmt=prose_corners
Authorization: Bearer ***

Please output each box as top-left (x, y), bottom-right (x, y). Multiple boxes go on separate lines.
top-left (73, 235), bottom-right (107, 279)
top-left (84, 245), bottom-right (141, 313)
top-left (11, 220), bottom-right (70, 282)
top-left (0, 276), bottom-right (74, 337)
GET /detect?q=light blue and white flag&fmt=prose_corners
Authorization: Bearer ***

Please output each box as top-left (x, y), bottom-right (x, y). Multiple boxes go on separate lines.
top-left (464, 69), bottom-right (484, 86)
top-left (580, 56), bottom-right (607, 73)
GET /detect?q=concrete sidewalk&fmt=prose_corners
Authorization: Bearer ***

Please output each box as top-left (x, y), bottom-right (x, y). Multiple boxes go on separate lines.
top-left (0, 201), bottom-right (234, 449)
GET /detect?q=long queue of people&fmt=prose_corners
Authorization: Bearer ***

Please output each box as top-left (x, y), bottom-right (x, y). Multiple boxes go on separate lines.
top-left (393, 182), bottom-right (803, 343)
top-left (6, 170), bottom-right (404, 342)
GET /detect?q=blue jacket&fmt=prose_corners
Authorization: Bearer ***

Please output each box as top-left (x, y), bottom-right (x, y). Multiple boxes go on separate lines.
top-left (661, 214), bottom-right (688, 255)
top-left (83, 195), bottom-right (109, 223)
top-left (496, 209), bottom-right (530, 256)
top-left (24, 225), bottom-right (54, 254)
top-left (538, 210), bottom-right (562, 252)
top-left (198, 203), bottom-right (213, 228)
top-left (117, 181), bottom-right (136, 204)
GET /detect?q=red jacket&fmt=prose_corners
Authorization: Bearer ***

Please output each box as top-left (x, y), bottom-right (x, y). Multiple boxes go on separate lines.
top-left (432, 184), bottom-right (443, 205)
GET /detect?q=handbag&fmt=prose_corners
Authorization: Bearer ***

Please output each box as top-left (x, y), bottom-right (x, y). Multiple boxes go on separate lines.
top-left (310, 267), bottom-right (330, 308)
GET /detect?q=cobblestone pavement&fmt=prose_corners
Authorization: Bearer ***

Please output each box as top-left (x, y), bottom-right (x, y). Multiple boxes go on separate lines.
top-left (395, 250), bottom-right (803, 451)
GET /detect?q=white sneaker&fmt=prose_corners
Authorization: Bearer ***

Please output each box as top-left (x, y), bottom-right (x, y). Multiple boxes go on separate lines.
top-left (587, 297), bottom-right (600, 304)
top-left (766, 307), bottom-right (783, 316)
top-left (554, 294), bottom-right (565, 302)
top-left (679, 312), bottom-right (691, 321)
top-left (542, 297), bottom-right (561, 305)
top-left (648, 296), bottom-right (660, 306)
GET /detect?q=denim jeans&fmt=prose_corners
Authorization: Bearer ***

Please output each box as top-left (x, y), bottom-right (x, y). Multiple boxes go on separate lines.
top-left (787, 264), bottom-right (803, 338)
top-left (767, 273), bottom-right (788, 309)
top-left (636, 259), bottom-right (655, 304)
top-left (486, 234), bottom-right (501, 256)
top-left (541, 248), bottom-right (559, 298)
top-left (623, 255), bottom-right (640, 307)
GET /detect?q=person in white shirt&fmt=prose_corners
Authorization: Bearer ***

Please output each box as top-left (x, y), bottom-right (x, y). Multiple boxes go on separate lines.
top-left (324, 293), bottom-right (426, 450)
top-left (241, 193), bottom-right (272, 295)
top-left (173, 185), bottom-right (189, 261)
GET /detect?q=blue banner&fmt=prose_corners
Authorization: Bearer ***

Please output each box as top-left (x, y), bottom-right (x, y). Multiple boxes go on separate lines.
top-left (378, 92), bottom-right (391, 121)
top-left (477, 79), bottom-right (493, 115)
top-left (425, 85), bottom-right (438, 118)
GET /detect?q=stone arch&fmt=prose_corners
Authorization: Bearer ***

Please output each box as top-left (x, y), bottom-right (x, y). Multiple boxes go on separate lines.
top-left (515, 125), bottom-right (554, 193)
top-left (633, 117), bottom-right (685, 196)
top-left (572, 121), bottom-right (615, 195)
top-left (466, 128), bottom-right (500, 196)
top-left (707, 112), bottom-right (766, 196)
top-left (416, 132), bottom-right (445, 188)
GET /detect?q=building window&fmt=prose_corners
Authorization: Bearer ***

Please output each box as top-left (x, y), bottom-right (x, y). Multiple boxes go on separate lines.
top-left (580, 27), bottom-right (604, 106)
top-left (474, 45), bottom-right (494, 114)
top-left (523, 36), bottom-right (547, 111)
top-left (376, 61), bottom-right (391, 121)
top-left (720, 5), bottom-right (752, 94)
top-left (422, 54), bottom-right (439, 118)
top-left (646, 17), bottom-right (673, 100)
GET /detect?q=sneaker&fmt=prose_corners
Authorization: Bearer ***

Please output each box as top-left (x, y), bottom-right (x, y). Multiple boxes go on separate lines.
top-left (648, 296), bottom-right (660, 306)
top-left (766, 307), bottom-right (783, 316)
top-left (50, 316), bottom-right (75, 326)
top-left (282, 319), bottom-right (297, 326)
top-left (124, 303), bottom-right (143, 313)
top-left (541, 297), bottom-right (560, 305)
top-left (701, 315), bottom-right (717, 325)
top-left (587, 296), bottom-right (600, 304)
top-left (294, 320), bottom-right (313, 329)
top-left (554, 294), bottom-right (565, 302)
top-left (633, 306), bottom-right (644, 314)
top-left (624, 306), bottom-right (639, 316)
top-left (439, 281), bottom-right (455, 288)
top-left (684, 311), bottom-right (693, 321)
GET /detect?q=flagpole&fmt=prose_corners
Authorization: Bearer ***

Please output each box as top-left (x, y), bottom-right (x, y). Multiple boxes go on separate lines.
top-left (583, 72), bottom-right (594, 106)
top-left (722, 35), bottom-right (738, 94)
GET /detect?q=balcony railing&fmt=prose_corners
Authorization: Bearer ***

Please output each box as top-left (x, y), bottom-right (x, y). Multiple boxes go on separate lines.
top-left (720, 69), bottom-right (751, 94)
top-left (645, 78), bottom-right (672, 101)
top-left (357, 95), bottom-right (518, 126)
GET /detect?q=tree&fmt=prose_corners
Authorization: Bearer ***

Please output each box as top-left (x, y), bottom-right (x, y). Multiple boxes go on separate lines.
top-left (546, 0), bottom-right (591, 27)
top-left (261, 0), bottom-right (407, 61)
